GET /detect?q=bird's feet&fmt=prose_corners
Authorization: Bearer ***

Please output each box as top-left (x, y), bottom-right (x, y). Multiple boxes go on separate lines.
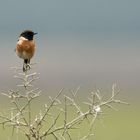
top-left (23, 63), bottom-right (31, 72)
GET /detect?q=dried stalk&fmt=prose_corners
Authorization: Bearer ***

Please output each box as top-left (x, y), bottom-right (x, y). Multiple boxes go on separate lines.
top-left (0, 66), bottom-right (128, 140)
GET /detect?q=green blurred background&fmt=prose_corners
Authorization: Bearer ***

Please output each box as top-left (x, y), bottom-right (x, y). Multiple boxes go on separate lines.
top-left (0, 0), bottom-right (140, 139)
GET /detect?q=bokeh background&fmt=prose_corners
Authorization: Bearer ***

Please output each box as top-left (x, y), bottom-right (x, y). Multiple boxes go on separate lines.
top-left (0, 0), bottom-right (139, 139)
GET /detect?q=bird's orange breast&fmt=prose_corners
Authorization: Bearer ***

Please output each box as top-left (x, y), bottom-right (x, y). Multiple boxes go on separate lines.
top-left (16, 39), bottom-right (35, 59)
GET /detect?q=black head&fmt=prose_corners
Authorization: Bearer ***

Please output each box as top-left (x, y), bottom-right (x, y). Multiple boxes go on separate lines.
top-left (20, 30), bottom-right (37, 40)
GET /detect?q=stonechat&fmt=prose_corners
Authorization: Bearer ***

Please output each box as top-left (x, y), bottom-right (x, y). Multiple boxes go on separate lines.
top-left (16, 30), bottom-right (37, 72)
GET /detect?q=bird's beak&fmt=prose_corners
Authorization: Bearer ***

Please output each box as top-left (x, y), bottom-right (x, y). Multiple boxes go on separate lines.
top-left (34, 32), bottom-right (38, 35)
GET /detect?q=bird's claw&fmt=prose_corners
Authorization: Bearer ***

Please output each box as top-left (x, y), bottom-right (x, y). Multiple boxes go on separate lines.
top-left (23, 63), bottom-right (31, 72)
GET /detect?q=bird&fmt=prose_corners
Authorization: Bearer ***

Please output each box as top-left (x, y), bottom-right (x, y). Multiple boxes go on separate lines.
top-left (15, 30), bottom-right (37, 72)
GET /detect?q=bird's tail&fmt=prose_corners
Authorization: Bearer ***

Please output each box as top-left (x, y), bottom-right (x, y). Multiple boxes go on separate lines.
top-left (23, 59), bottom-right (30, 72)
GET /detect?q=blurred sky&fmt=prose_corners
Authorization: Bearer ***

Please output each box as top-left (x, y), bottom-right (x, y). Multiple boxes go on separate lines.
top-left (0, 0), bottom-right (140, 94)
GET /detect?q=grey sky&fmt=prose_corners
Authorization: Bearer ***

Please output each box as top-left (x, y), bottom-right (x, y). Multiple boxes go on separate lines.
top-left (0, 0), bottom-right (140, 92)
top-left (0, 0), bottom-right (139, 35)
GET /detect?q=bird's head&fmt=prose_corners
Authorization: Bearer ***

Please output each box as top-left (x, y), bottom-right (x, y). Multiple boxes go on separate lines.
top-left (20, 30), bottom-right (37, 41)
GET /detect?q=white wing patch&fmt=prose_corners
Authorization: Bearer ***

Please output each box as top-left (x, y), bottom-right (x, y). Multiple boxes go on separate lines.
top-left (17, 36), bottom-right (28, 45)
top-left (19, 36), bottom-right (28, 41)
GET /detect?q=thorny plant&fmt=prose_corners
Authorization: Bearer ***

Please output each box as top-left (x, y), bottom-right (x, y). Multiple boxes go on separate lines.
top-left (0, 65), bottom-right (128, 140)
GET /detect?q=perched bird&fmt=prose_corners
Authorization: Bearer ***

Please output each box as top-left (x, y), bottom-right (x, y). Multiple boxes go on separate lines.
top-left (15, 30), bottom-right (37, 72)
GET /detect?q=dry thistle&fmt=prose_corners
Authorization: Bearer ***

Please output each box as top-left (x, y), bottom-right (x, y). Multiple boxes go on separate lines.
top-left (0, 65), bottom-right (128, 140)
